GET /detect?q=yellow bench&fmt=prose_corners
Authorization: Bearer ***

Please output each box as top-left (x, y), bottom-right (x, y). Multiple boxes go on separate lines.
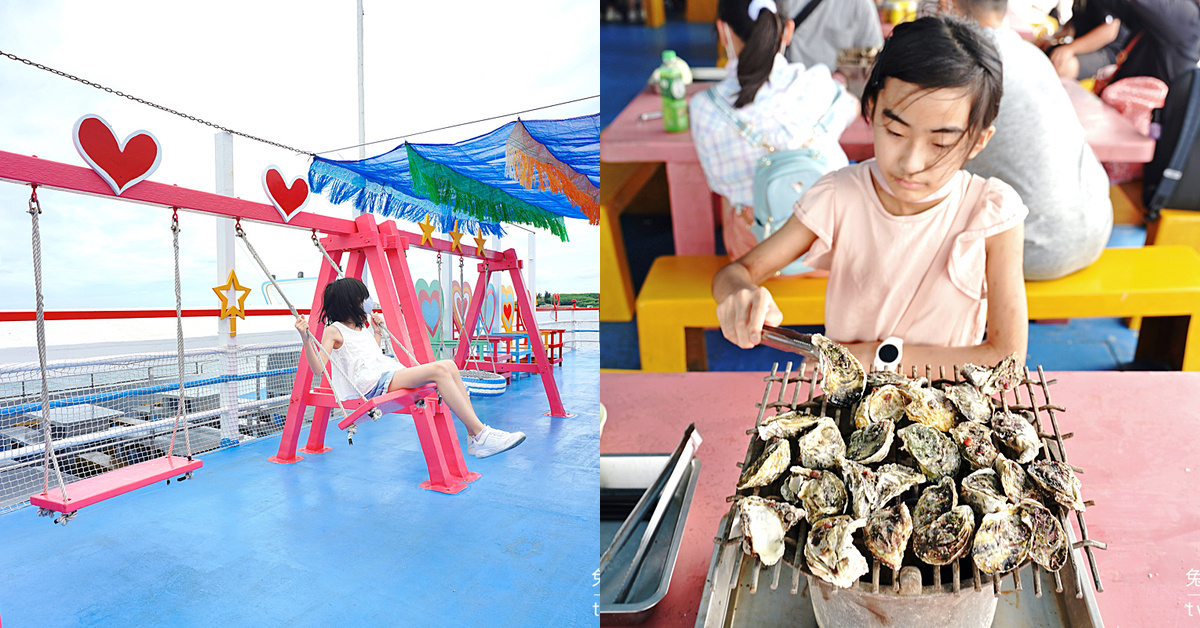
top-left (635, 245), bottom-right (1200, 372)
top-left (600, 162), bottom-right (661, 322)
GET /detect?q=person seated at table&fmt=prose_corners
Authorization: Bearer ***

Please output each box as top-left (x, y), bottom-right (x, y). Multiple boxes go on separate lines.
top-left (1036, 0), bottom-right (1133, 81)
top-left (945, 0), bottom-right (1112, 280)
top-left (1082, 0), bottom-right (1199, 88)
top-left (689, 0), bottom-right (858, 273)
top-left (783, 0), bottom-right (884, 72)
top-left (713, 16), bottom-right (1029, 373)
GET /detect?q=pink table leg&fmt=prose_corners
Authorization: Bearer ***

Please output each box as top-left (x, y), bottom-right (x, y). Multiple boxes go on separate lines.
top-left (666, 162), bottom-right (717, 255)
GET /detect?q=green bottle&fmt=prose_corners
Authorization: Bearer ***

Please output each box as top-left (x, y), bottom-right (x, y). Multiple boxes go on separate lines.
top-left (658, 50), bottom-right (689, 133)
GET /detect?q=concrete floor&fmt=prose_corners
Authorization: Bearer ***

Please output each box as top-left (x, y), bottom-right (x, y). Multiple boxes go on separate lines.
top-left (0, 349), bottom-right (600, 627)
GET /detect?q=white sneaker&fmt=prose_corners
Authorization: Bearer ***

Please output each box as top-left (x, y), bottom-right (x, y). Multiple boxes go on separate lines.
top-left (468, 425), bottom-right (526, 458)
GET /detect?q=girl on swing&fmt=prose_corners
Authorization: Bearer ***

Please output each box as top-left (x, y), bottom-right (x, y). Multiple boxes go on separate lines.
top-left (295, 277), bottom-right (526, 458)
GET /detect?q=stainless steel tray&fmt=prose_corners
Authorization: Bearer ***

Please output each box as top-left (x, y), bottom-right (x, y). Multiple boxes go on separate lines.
top-left (600, 453), bottom-right (702, 625)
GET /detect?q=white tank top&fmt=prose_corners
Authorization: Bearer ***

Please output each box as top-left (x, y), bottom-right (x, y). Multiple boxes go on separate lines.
top-left (328, 321), bottom-right (400, 401)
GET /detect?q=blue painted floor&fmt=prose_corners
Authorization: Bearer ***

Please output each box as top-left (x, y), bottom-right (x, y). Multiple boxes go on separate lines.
top-left (0, 350), bottom-right (600, 627)
top-left (600, 20), bottom-right (1148, 372)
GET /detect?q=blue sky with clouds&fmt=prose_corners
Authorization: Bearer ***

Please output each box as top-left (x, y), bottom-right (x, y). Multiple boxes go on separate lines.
top-left (0, 1), bottom-right (598, 312)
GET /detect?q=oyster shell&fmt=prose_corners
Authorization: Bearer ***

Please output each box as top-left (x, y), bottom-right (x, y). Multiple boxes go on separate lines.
top-left (854, 385), bottom-right (910, 429)
top-left (757, 410), bottom-right (823, 440)
top-left (913, 505), bottom-right (975, 566)
top-left (993, 454), bottom-right (1040, 502)
top-left (897, 423), bottom-right (961, 481)
top-left (737, 438), bottom-right (791, 490)
top-left (1019, 499), bottom-right (1069, 571)
top-left (797, 417), bottom-right (846, 470)
top-left (866, 370), bottom-right (910, 392)
top-left (990, 411), bottom-right (1042, 464)
top-left (805, 515), bottom-right (870, 588)
top-left (905, 387), bottom-right (957, 432)
top-left (813, 334), bottom-right (865, 407)
top-left (972, 504), bottom-right (1031, 574)
top-left (874, 463), bottom-right (926, 507)
top-left (913, 476), bottom-right (958, 531)
top-left (846, 419), bottom-right (895, 464)
top-left (961, 468), bottom-right (1009, 515)
top-left (1027, 460), bottom-right (1086, 511)
top-left (839, 457), bottom-right (880, 520)
top-left (781, 466), bottom-right (847, 523)
top-left (737, 496), bottom-right (806, 566)
top-left (960, 353), bottom-right (1023, 395)
top-left (950, 420), bottom-right (999, 469)
top-left (945, 382), bottom-right (993, 424)
top-left (865, 501), bottom-right (913, 571)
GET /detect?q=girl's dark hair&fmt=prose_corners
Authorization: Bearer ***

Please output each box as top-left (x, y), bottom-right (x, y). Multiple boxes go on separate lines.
top-left (861, 16), bottom-right (1003, 147)
top-left (718, 0), bottom-right (790, 108)
top-left (319, 277), bottom-right (370, 328)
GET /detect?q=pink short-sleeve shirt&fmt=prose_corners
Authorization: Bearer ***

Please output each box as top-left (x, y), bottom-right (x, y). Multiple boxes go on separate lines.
top-left (794, 160), bottom-right (1028, 347)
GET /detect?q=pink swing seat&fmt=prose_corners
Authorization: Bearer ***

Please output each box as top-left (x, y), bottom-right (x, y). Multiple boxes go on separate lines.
top-left (30, 455), bottom-right (203, 513)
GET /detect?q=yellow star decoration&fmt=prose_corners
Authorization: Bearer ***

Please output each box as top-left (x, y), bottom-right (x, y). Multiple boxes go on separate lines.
top-left (448, 220), bottom-right (464, 254)
top-left (212, 269), bottom-right (252, 337)
top-left (474, 227), bottom-right (488, 257)
top-left (418, 213), bottom-right (436, 247)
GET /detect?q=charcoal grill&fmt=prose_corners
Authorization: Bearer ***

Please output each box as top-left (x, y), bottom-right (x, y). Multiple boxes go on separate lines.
top-left (695, 361), bottom-right (1107, 628)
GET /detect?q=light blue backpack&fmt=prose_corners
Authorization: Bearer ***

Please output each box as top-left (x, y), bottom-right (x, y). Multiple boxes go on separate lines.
top-left (704, 87), bottom-right (842, 275)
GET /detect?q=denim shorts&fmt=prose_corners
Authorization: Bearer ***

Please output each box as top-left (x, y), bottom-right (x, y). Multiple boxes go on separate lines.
top-left (365, 370), bottom-right (394, 399)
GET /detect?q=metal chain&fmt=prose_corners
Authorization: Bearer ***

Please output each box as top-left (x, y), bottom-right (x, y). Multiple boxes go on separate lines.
top-left (168, 209), bottom-right (193, 459)
top-left (27, 186), bottom-right (69, 501)
top-left (235, 223), bottom-right (374, 418)
top-left (0, 49), bottom-right (310, 155)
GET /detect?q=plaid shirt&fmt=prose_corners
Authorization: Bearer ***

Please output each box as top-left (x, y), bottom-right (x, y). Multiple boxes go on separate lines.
top-left (689, 55), bottom-right (858, 207)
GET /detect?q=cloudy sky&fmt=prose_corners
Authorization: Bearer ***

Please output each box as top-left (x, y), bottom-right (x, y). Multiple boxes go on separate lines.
top-left (0, 1), bottom-right (599, 321)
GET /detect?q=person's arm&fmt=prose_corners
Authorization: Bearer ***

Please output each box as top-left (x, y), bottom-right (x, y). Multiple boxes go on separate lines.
top-left (713, 217), bottom-right (819, 348)
top-left (841, 223), bottom-right (1028, 373)
top-left (295, 316), bottom-right (340, 376)
top-left (1054, 15), bottom-right (1121, 56)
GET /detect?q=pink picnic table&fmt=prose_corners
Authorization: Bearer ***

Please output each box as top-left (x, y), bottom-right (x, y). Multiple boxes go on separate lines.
top-left (601, 79), bottom-right (1155, 255)
top-left (601, 370), bottom-right (1200, 627)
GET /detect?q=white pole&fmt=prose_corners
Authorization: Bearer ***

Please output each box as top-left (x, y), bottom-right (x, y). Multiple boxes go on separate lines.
top-left (357, 0), bottom-right (366, 161)
top-left (214, 132), bottom-right (239, 446)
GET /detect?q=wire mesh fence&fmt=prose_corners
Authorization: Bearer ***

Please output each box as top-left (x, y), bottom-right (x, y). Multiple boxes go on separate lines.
top-left (0, 341), bottom-right (312, 514)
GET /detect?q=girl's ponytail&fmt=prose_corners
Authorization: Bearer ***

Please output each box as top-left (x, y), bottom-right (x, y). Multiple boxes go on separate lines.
top-left (718, 0), bottom-right (788, 108)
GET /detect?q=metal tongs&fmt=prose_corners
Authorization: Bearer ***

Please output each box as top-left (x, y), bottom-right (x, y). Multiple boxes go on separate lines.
top-left (758, 325), bottom-right (818, 360)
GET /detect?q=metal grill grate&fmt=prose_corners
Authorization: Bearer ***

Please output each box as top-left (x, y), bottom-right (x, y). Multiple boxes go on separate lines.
top-left (714, 360), bottom-right (1106, 600)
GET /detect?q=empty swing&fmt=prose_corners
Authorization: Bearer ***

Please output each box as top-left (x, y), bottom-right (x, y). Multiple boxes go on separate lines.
top-left (455, 253), bottom-right (506, 398)
top-left (28, 200), bottom-right (202, 523)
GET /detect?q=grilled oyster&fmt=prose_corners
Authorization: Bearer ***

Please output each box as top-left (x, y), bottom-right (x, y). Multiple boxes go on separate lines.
top-left (950, 420), bottom-right (999, 469)
top-left (805, 515), bottom-right (870, 588)
top-left (897, 423), bottom-right (961, 481)
top-left (913, 476), bottom-right (958, 531)
top-left (961, 468), bottom-right (1008, 515)
top-left (960, 353), bottom-right (1023, 395)
top-left (757, 410), bottom-right (822, 440)
top-left (994, 454), bottom-right (1040, 502)
top-left (972, 504), bottom-right (1031, 574)
top-left (813, 334), bottom-right (865, 407)
top-left (1027, 460), bottom-right (1086, 511)
top-left (737, 496), bottom-right (807, 566)
top-left (990, 411), bottom-right (1041, 464)
top-left (866, 370), bottom-right (910, 393)
top-left (846, 419), bottom-right (895, 464)
top-left (865, 501), bottom-right (913, 571)
top-left (1019, 499), bottom-right (1069, 571)
top-left (737, 438), bottom-right (791, 489)
top-left (875, 463), bottom-right (926, 507)
top-left (781, 466), bottom-right (847, 523)
top-left (905, 387), bottom-right (957, 433)
top-left (945, 382), bottom-right (993, 424)
top-left (913, 505), bottom-right (975, 566)
top-left (798, 417), bottom-right (846, 470)
top-left (839, 457), bottom-right (880, 519)
top-left (854, 385), bottom-right (910, 429)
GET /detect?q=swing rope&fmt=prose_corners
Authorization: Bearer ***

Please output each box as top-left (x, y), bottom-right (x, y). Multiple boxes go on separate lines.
top-left (28, 186), bottom-right (69, 502)
top-left (235, 222), bottom-right (377, 424)
top-left (310, 229), bottom-right (420, 366)
top-left (167, 210), bottom-right (193, 460)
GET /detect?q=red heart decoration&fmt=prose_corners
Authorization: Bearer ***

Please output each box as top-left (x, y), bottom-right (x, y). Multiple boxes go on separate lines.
top-left (72, 115), bottom-right (161, 195)
top-left (261, 166), bottom-right (310, 223)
